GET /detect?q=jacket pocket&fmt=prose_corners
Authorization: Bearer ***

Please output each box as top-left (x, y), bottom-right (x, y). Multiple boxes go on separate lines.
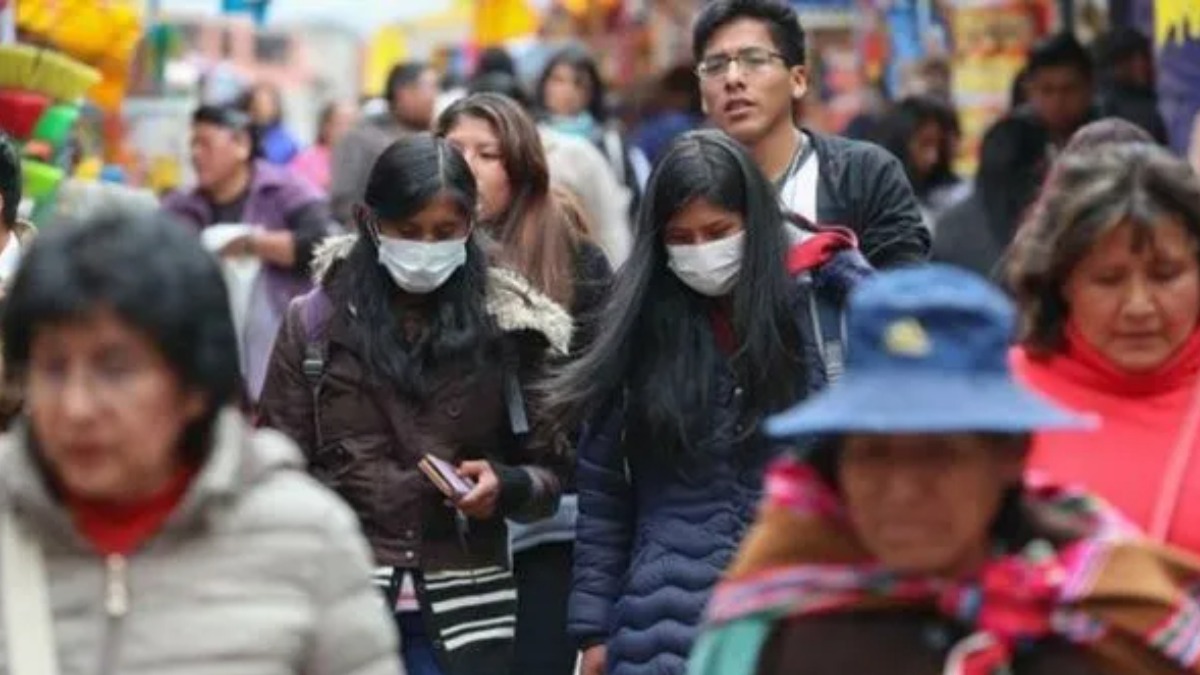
top-left (309, 435), bottom-right (385, 489)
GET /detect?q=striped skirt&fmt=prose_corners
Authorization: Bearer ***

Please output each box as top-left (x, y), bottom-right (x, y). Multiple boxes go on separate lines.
top-left (378, 565), bottom-right (518, 675)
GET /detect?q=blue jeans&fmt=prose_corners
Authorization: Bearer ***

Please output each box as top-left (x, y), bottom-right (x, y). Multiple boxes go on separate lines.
top-left (396, 611), bottom-right (445, 675)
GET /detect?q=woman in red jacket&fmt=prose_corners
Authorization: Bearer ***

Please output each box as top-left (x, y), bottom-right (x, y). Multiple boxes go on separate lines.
top-left (1009, 142), bottom-right (1200, 553)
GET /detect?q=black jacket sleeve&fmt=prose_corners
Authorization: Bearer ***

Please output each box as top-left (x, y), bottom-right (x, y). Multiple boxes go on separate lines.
top-left (855, 146), bottom-right (931, 268)
top-left (284, 201), bottom-right (336, 273)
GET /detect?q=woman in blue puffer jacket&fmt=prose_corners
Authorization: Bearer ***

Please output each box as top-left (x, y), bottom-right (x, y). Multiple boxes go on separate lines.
top-left (547, 130), bottom-right (871, 675)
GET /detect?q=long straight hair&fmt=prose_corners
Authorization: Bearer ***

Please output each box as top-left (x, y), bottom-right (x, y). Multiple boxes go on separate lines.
top-left (436, 93), bottom-right (581, 307)
top-left (548, 130), bottom-right (805, 460)
top-left (335, 135), bottom-right (495, 399)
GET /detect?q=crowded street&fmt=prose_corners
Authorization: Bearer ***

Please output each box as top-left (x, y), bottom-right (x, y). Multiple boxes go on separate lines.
top-left (0, 0), bottom-right (1198, 673)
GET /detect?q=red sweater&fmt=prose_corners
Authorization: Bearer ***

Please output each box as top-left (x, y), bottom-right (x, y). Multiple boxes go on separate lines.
top-left (64, 468), bottom-right (195, 556)
top-left (1012, 325), bottom-right (1200, 554)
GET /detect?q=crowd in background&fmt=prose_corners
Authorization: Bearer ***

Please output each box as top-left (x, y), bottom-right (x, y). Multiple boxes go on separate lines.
top-left (0, 1), bottom-right (1198, 675)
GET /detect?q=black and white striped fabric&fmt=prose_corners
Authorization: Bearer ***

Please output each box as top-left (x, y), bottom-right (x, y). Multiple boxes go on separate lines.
top-left (379, 565), bottom-right (518, 675)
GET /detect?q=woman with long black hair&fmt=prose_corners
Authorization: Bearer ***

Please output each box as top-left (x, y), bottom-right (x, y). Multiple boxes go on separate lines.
top-left (554, 129), bottom-right (871, 675)
top-left (259, 134), bottom-right (570, 675)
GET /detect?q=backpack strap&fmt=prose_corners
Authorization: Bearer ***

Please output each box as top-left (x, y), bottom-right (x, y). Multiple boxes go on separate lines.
top-left (298, 292), bottom-right (332, 450)
top-left (807, 288), bottom-right (847, 386)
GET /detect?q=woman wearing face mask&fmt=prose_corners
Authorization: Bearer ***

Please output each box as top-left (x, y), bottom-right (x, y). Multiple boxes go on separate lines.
top-left (550, 129), bottom-right (871, 675)
top-left (535, 47), bottom-right (649, 219)
top-left (259, 134), bottom-right (570, 675)
top-left (437, 93), bottom-right (615, 675)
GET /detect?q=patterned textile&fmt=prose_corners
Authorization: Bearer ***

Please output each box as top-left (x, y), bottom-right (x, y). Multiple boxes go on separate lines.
top-left (696, 457), bottom-right (1200, 675)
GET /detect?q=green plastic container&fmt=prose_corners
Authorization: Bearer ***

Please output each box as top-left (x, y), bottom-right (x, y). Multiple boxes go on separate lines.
top-left (31, 105), bottom-right (80, 150)
top-left (22, 159), bottom-right (63, 201)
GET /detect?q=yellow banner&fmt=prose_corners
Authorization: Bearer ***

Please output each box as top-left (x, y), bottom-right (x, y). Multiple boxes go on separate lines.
top-left (558, 0), bottom-right (622, 17)
top-left (362, 24), bottom-right (410, 98)
top-left (474, 0), bottom-right (539, 47)
top-left (1156, 0), bottom-right (1200, 47)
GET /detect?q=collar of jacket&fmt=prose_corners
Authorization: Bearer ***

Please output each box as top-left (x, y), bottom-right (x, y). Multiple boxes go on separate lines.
top-left (309, 234), bottom-right (574, 356)
top-left (0, 409), bottom-right (303, 550)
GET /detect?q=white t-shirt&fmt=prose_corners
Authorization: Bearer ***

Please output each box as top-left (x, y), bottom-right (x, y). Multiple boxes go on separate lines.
top-left (0, 232), bottom-right (22, 286)
top-left (778, 135), bottom-right (820, 224)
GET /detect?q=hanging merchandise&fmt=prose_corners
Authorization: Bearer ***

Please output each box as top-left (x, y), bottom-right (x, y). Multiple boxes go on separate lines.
top-left (0, 45), bottom-right (99, 223)
top-left (946, 0), bottom-right (1049, 173)
top-left (17, 0), bottom-right (144, 112)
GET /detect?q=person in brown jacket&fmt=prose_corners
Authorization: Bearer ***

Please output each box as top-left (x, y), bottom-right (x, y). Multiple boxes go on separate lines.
top-left (690, 265), bottom-right (1200, 675)
top-left (259, 135), bottom-right (570, 675)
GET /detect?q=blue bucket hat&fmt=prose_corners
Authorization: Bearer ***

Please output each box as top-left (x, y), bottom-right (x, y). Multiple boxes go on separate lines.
top-left (766, 264), bottom-right (1092, 437)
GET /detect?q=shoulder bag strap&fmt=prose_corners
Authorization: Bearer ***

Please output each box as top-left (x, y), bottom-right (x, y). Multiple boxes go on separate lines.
top-left (1, 508), bottom-right (59, 675)
top-left (1150, 375), bottom-right (1200, 541)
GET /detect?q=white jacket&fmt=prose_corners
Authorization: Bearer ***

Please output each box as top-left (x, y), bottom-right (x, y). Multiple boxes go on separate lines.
top-left (0, 409), bottom-right (404, 675)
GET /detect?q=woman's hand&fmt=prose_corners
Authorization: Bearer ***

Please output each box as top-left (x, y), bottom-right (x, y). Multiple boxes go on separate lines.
top-left (456, 460), bottom-right (499, 520)
top-left (580, 645), bottom-right (606, 675)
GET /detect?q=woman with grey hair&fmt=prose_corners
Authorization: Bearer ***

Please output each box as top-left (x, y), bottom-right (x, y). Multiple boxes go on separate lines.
top-left (1009, 142), bottom-right (1200, 554)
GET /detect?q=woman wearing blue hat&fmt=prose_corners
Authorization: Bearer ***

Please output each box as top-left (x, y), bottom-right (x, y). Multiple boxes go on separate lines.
top-left (550, 129), bottom-right (870, 675)
top-left (690, 264), bottom-right (1200, 675)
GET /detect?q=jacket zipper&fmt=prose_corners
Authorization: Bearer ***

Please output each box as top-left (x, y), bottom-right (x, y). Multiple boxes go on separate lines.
top-left (100, 554), bottom-right (129, 675)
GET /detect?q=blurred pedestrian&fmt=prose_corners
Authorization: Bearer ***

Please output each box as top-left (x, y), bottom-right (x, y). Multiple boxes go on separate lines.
top-left (871, 96), bottom-right (965, 227)
top-left (553, 130), bottom-right (870, 675)
top-left (436, 93), bottom-right (614, 675)
top-left (0, 133), bottom-right (33, 431)
top-left (633, 64), bottom-right (704, 164)
top-left (0, 134), bottom-right (31, 289)
top-left (464, 74), bottom-right (633, 268)
top-left (692, 264), bottom-right (1200, 675)
top-left (0, 208), bottom-right (401, 675)
top-left (1093, 27), bottom-right (1168, 145)
top-left (1009, 117), bottom-right (1156, 272)
top-left (162, 105), bottom-right (336, 405)
top-left (260, 135), bottom-right (568, 675)
top-left (290, 101), bottom-right (358, 193)
top-left (933, 115), bottom-right (1049, 279)
top-left (243, 82), bottom-right (300, 165)
top-left (1018, 33), bottom-right (1097, 149)
top-left (1010, 143), bottom-right (1200, 554)
top-left (1191, 110), bottom-right (1200, 175)
top-left (331, 62), bottom-right (439, 224)
top-left (535, 46), bottom-right (649, 215)
top-left (693, 0), bottom-right (929, 268)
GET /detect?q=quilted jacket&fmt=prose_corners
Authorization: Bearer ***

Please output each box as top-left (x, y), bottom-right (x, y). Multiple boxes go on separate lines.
top-left (567, 235), bottom-right (871, 675)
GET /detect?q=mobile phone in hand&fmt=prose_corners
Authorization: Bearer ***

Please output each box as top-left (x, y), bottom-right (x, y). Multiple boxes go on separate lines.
top-left (418, 454), bottom-right (475, 500)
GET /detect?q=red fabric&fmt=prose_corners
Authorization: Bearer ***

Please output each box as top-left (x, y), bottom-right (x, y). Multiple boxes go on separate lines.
top-left (65, 468), bottom-right (196, 556)
top-left (1012, 324), bottom-right (1200, 554)
top-left (705, 230), bottom-right (857, 356)
top-left (786, 227), bottom-right (857, 275)
top-left (709, 303), bottom-right (736, 356)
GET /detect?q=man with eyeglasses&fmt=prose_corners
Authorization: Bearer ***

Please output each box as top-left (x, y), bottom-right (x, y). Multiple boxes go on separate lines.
top-left (692, 0), bottom-right (929, 268)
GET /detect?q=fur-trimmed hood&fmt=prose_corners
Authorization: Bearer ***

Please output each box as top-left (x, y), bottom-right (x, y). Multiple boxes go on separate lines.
top-left (309, 234), bottom-right (573, 355)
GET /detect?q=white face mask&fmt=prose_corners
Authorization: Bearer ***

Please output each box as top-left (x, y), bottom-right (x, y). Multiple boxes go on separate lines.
top-left (666, 231), bottom-right (745, 296)
top-left (377, 235), bottom-right (468, 294)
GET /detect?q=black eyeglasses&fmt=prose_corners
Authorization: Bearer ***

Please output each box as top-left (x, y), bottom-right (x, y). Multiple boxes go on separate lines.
top-left (696, 47), bottom-right (788, 80)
